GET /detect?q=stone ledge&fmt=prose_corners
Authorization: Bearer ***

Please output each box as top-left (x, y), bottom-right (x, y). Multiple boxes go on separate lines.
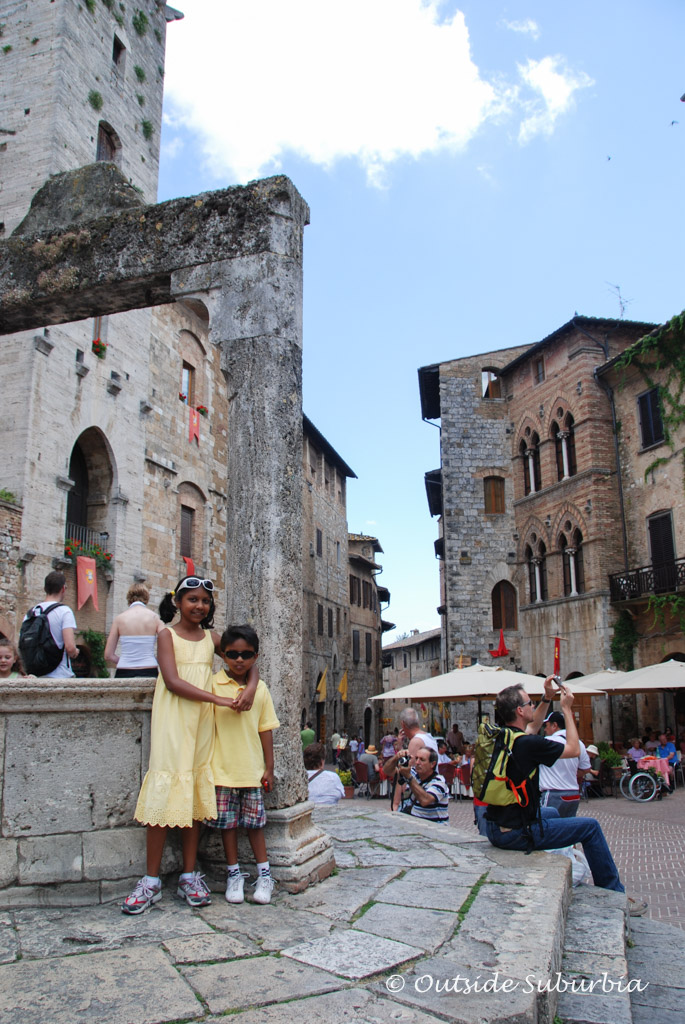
top-left (0, 677), bottom-right (155, 712)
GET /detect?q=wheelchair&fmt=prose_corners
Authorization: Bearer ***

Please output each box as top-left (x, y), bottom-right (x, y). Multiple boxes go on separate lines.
top-left (618, 760), bottom-right (659, 802)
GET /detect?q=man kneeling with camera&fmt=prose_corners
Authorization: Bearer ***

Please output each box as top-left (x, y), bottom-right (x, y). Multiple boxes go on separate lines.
top-left (385, 745), bottom-right (450, 825)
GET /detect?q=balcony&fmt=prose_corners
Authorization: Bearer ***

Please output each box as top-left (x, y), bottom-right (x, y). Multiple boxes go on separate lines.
top-left (65, 523), bottom-right (110, 550)
top-left (609, 559), bottom-right (685, 602)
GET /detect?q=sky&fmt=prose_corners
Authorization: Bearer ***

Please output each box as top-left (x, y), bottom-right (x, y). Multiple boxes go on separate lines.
top-left (158, 1), bottom-right (684, 642)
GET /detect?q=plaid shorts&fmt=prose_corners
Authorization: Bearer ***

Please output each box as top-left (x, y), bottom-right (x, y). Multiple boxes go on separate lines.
top-left (206, 786), bottom-right (266, 830)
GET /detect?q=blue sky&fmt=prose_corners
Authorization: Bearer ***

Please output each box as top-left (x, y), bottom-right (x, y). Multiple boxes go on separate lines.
top-left (158, 1), bottom-right (684, 640)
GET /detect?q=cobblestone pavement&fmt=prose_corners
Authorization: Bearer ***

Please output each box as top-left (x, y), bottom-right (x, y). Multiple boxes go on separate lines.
top-left (448, 787), bottom-right (685, 930)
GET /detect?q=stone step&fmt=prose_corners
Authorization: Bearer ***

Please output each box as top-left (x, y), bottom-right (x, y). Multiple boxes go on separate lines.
top-left (557, 885), bottom-right (633, 1024)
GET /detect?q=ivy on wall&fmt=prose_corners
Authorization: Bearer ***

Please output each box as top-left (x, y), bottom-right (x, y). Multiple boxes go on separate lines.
top-left (615, 310), bottom-right (685, 479)
top-left (647, 593), bottom-right (685, 636)
top-left (610, 610), bottom-right (639, 670)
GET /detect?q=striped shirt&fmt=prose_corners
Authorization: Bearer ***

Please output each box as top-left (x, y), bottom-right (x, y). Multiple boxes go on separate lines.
top-left (400, 768), bottom-right (449, 825)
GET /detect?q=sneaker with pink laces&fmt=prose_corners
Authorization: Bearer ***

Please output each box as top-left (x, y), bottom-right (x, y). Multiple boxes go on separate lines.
top-left (176, 871), bottom-right (211, 907)
top-left (121, 877), bottom-right (162, 915)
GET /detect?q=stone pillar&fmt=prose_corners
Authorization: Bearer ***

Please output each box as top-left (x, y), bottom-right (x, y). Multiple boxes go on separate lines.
top-left (558, 430), bottom-right (570, 479)
top-left (567, 547), bottom-right (578, 597)
top-left (170, 187), bottom-right (334, 891)
top-left (525, 449), bottom-right (536, 494)
top-left (533, 558), bottom-right (542, 603)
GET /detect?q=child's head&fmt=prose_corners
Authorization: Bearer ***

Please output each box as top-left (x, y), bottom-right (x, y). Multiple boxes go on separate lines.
top-left (126, 583), bottom-right (150, 605)
top-left (159, 576), bottom-right (215, 629)
top-left (0, 637), bottom-right (22, 677)
top-left (220, 624), bottom-right (259, 679)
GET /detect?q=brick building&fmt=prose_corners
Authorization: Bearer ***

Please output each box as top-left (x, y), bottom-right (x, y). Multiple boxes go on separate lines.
top-left (0, 0), bottom-right (389, 733)
top-left (419, 315), bottom-right (685, 741)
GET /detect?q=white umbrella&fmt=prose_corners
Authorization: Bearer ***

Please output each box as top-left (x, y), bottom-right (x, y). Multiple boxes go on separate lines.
top-left (591, 659), bottom-right (685, 693)
top-left (372, 662), bottom-right (604, 703)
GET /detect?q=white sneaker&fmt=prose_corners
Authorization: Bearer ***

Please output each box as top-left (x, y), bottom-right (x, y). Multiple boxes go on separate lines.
top-left (252, 873), bottom-right (275, 905)
top-left (225, 871), bottom-right (246, 903)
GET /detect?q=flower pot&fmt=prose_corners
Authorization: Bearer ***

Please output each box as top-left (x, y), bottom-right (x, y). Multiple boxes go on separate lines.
top-left (344, 785), bottom-right (355, 799)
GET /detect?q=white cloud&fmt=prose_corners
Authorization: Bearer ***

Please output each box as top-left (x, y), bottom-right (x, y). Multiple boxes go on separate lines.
top-left (517, 56), bottom-right (594, 143)
top-left (502, 18), bottom-right (540, 40)
top-left (162, 2), bottom-right (592, 186)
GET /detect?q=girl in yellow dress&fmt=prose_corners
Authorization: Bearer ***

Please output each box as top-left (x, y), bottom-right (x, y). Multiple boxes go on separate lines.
top-left (122, 576), bottom-right (258, 914)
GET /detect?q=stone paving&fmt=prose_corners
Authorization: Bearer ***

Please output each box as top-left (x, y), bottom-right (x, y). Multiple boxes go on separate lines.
top-left (0, 800), bottom-right (597, 1024)
top-left (5, 795), bottom-right (678, 1024)
top-left (449, 785), bottom-right (685, 929)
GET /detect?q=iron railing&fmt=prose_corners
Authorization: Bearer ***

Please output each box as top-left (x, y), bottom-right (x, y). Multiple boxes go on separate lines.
top-left (65, 522), bottom-right (110, 550)
top-left (609, 558), bottom-right (685, 602)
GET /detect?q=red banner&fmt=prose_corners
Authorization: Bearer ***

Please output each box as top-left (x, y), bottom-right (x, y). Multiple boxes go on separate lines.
top-left (553, 637), bottom-right (561, 677)
top-left (491, 628), bottom-right (510, 658)
top-left (182, 556), bottom-right (195, 576)
top-left (189, 408), bottom-right (200, 444)
top-left (76, 555), bottom-right (98, 610)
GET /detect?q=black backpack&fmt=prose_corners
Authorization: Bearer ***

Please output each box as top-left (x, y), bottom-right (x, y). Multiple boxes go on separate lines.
top-left (19, 603), bottom-right (64, 675)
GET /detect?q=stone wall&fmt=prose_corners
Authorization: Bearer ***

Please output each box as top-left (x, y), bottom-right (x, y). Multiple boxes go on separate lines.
top-left (0, 678), bottom-right (332, 905)
top-left (0, 500), bottom-right (22, 640)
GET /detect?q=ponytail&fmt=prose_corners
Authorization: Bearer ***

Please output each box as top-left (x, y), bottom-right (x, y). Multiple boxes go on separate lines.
top-left (159, 592), bottom-right (177, 624)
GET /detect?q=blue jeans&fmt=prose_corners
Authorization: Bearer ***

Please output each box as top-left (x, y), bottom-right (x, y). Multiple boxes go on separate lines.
top-left (485, 807), bottom-right (624, 892)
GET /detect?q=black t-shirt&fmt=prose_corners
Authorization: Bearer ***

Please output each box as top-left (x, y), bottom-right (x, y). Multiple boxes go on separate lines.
top-left (485, 730), bottom-right (563, 828)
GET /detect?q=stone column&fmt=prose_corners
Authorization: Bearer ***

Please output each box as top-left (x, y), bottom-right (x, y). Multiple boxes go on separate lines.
top-left (558, 430), bottom-right (570, 479)
top-left (566, 547), bottom-right (578, 596)
top-left (533, 557), bottom-right (543, 603)
top-left (525, 448), bottom-right (537, 494)
top-left (170, 186), bottom-right (334, 892)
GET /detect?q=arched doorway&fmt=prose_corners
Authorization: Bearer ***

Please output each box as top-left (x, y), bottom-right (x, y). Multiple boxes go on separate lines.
top-left (65, 429), bottom-right (115, 553)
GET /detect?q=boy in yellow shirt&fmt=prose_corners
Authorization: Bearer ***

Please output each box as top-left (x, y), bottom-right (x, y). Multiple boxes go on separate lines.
top-left (207, 625), bottom-right (280, 904)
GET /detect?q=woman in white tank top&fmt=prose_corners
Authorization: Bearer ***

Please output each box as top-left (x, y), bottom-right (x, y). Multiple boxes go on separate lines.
top-left (105, 583), bottom-right (164, 678)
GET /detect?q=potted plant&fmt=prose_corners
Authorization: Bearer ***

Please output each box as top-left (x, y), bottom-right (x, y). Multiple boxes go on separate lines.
top-left (337, 768), bottom-right (354, 799)
top-left (196, 404), bottom-right (208, 417)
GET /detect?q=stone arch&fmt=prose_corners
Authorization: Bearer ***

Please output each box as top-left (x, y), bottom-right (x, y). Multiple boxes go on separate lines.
top-left (518, 515), bottom-right (550, 561)
top-left (550, 503), bottom-right (589, 542)
top-left (65, 426), bottom-right (117, 548)
top-left (544, 395), bottom-right (578, 438)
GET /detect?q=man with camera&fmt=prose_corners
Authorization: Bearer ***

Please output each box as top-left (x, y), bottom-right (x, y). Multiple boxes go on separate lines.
top-left (389, 745), bottom-right (449, 825)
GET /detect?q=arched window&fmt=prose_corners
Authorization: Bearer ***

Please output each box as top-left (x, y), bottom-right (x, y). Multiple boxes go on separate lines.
top-left (484, 476), bottom-right (505, 514)
top-left (538, 542), bottom-right (548, 601)
top-left (492, 581), bottom-right (518, 630)
top-left (179, 330), bottom-right (207, 410)
top-left (482, 369), bottom-right (501, 399)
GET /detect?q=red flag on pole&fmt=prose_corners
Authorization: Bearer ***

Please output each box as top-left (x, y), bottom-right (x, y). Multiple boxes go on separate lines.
top-left (76, 555), bottom-right (98, 610)
top-left (189, 408), bottom-right (200, 444)
top-left (491, 628), bottom-right (509, 657)
top-left (553, 637), bottom-right (561, 677)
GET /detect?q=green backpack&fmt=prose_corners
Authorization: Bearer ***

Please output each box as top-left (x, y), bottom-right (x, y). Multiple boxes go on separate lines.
top-left (472, 721), bottom-right (535, 809)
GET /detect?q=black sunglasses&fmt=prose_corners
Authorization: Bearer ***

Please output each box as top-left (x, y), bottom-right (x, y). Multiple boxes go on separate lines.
top-left (178, 577), bottom-right (215, 593)
top-left (224, 650), bottom-right (256, 660)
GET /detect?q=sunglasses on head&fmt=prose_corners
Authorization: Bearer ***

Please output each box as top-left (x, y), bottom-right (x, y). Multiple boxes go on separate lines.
top-left (177, 577), bottom-right (215, 594)
top-left (224, 649), bottom-right (256, 660)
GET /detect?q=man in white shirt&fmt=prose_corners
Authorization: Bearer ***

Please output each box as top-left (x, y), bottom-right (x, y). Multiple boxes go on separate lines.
top-left (539, 711), bottom-right (591, 817)
top-left (24, 571), bottom-right (78, 678)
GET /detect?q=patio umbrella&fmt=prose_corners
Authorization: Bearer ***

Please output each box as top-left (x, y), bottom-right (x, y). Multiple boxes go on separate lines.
top-left (372, 662), bottom-right (605, 703)
top-left (590, 659), bottom-right (685, 693)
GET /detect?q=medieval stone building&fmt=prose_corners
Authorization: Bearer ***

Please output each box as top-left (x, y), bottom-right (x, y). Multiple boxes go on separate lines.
top-left (0, 0), bottom-right (387, 734)
top-left (419, 315), bottom-right (685, 741)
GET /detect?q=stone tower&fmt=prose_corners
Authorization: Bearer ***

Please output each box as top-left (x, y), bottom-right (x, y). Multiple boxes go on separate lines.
top-left (0, 2), bottom-right (234, 635)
